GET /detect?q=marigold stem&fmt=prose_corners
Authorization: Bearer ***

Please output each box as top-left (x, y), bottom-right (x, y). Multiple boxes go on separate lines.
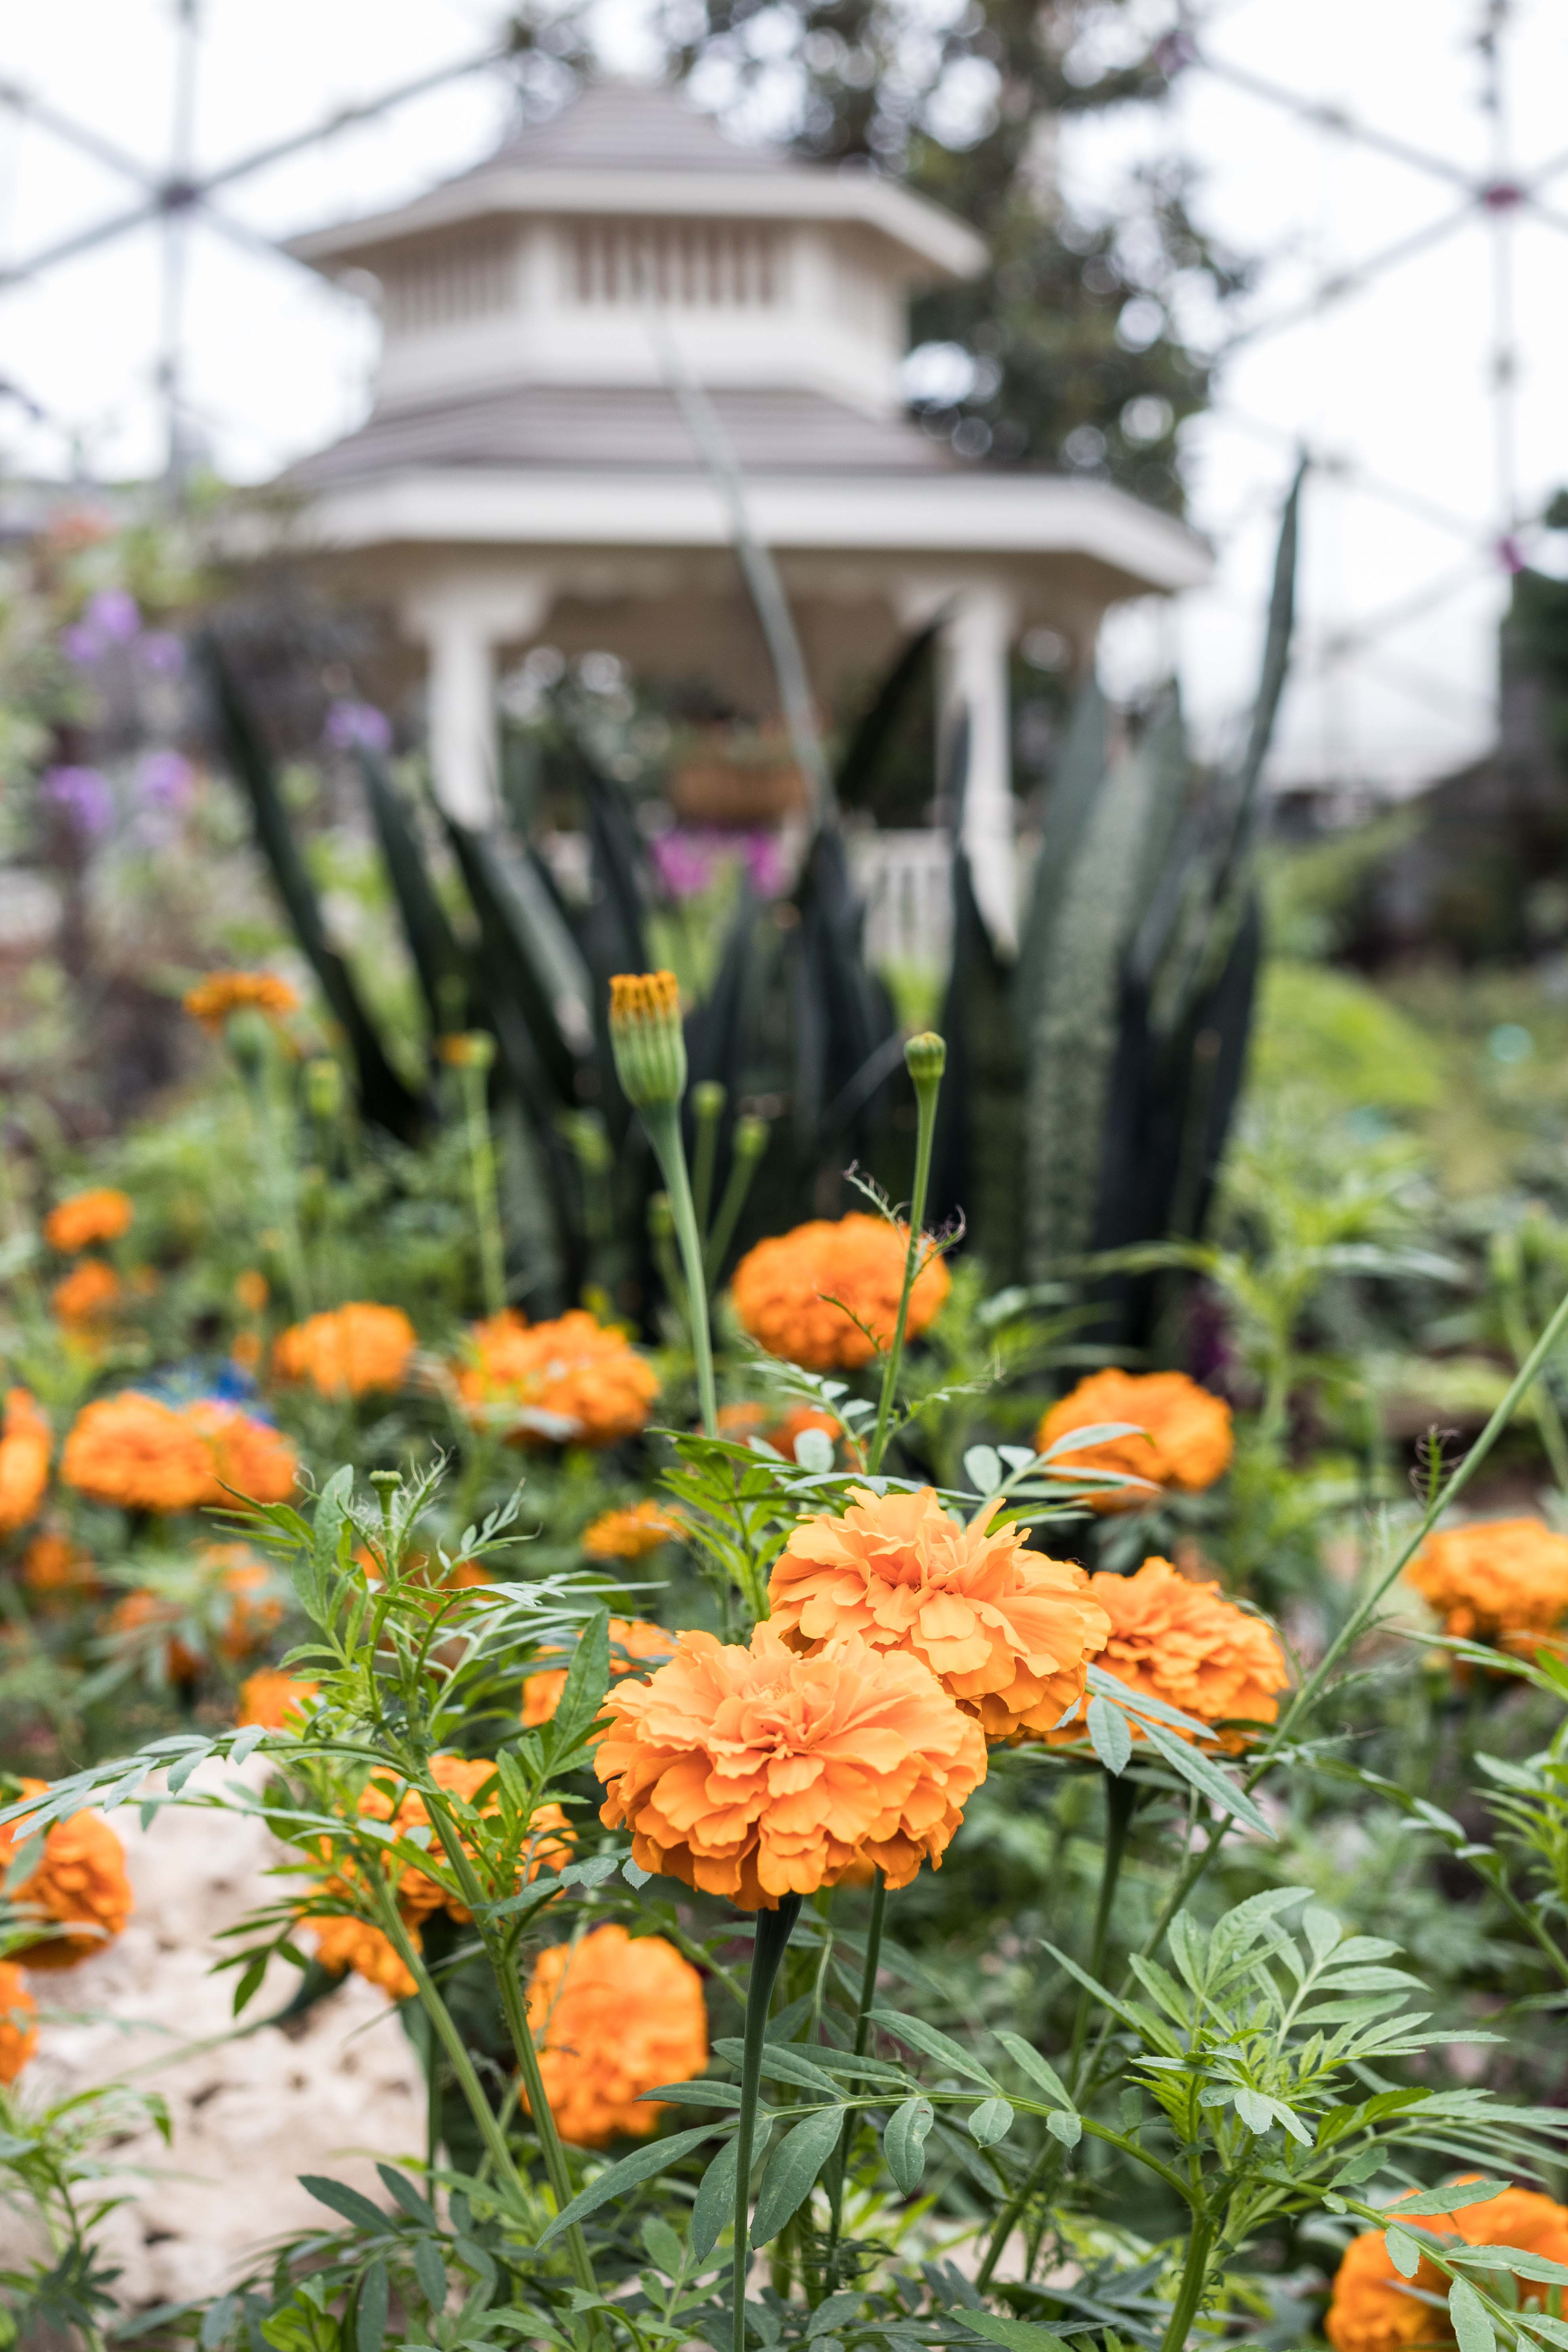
top-left (1157, 2209), bottom-right (1216, 2352)
top-left (823, 1869), bottom-right (886, 2291)
top-left (424, 1802), bottom-right (597, 2298)
top-left (459, 1058), bottom-right (507, 1318)
top-left (869, 1042), bottom-right (943, 1475)
top-left (644, 1100), bottom-right (719, 1438)
top-left (733, 1898), bottom-right (801, 2352)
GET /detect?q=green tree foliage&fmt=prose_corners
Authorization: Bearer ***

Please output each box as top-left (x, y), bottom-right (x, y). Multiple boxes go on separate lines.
top-left (647, 0), bottom-right (1251, 503)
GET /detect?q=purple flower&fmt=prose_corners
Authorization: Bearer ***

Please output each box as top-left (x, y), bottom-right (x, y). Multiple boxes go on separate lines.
top-left (139, 631), bottom-right (184, 675)
top-left (742, 830), bottom-right (787, 897)
top-left (42, 765), bottom-right (114, 837)
top-left (651, 829), bottom-right (715, 899)
top-left (59, 622), bottom-right (102, 666)
top-left (85, 588), bottom-right (140, 643)
top-left (137, 749), bottom-right (194, 811)
top-left (323, 698), bottom-right (393, 754)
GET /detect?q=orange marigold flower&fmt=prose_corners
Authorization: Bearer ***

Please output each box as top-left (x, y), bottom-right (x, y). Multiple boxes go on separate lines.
top-left (237, 1669), bottom-right (319, 1730)
top-left (1406, 1517), bottom-right (1568, 1654)
top-left (595, 1622), bottom-right (988, 1907)
top-left (303, 1911), bottom-right (419, 2002)
top-left (732, 1214), bottom-right (950, 1372)
top-left (768, 1485), bottom-right (1111, 1744)
top-left (582, 1502), bottom-right (682, 1561)
top-left (0, 1389), bottom-right (51, 1536)
top-left (359, 1758), bottom-right (572, 1923)
top-left (234, 1269), bottom-right (269, 1314)
top-left (526, 1923), bottom-right (708, 2147)
top-left (61, 1392), bottom-right (297, 1513)
top-left (51, 1259), bottom-right (123, 1329)
top-left (1036, 1369), bottom-right (1234, 1513)
top-left (455, 1309), bottom-right (659, 1446)
top-left (523, 1616), bottom-right (676, 1727)
top-left (0, 1962), bottom-right (38, 2082)
top-left (43, 1187), bottom-right (133, 1253)
top-left (272, 1302), bottom-right (417, 1399)
top-left (1053, 1557), bottom-right (1289, 1754)
top-left (183, 970), bottom-right (300, 1032)
top-left (0, 1780), bottom-right (133, 1969)
top-left (1327, 2183), bottom-right (1568, 2352)
top-left (21, 1530), bottom-right (101, 1601)
top-left (108, 1588), bottom-right (201, 1682)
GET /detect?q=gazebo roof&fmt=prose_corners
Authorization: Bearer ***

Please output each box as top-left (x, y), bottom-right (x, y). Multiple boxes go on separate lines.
top-left (286, 80), bottom-right (986, 284)
top-left (284, 384), bottom-right (960, 489)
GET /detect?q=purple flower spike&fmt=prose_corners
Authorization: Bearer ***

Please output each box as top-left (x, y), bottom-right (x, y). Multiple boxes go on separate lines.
top-left (324, 698), bottom-right (393, 753)
top-left (59, 622), bottom-right (102, 665)
top-left (743, 831), bottom-right (787, 897)
top-left (651, 829), bottom-right (715, 899)
top-left (85, 587), bottom-right (141, 643)
top-left (137, 749), bottom-right (194, 811)
top-left (43, 764), bottom-right (115, 837)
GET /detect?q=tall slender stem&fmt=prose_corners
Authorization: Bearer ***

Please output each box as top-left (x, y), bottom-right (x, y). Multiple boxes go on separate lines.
top-left (733, 1899), bottom-right (800, 2352)
top-left (823, 1871), bottom-right (886, 2291)
top-left (1157, 2210), bottom-right (1216, 2352)
top-left (243, 1047), bottom-right (310, 1318)
top-left (1068, 1772), bottom-right (1138, 2092)
top-left (691, 1082), bottom-right (726, 1234)
top-left (373, 1893), bottom-right (530, 2216)
top-left (705, 1116), bottom-right (768, 1283)
top-left (460, 1058), bottom-right (507, 1318)
top-left (975, 1772), bottom-right (1139, 2294)
top-left (426, 1807), bottom-right (597, 2295)
top-left (646, 1101), bottom-right (719, 1437)
top-left (869, 1038), bottom-right (945, 1474)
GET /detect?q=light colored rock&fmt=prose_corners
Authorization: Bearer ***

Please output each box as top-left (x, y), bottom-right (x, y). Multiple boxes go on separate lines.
top-left (20, 1760), bottom-right (423, 2308)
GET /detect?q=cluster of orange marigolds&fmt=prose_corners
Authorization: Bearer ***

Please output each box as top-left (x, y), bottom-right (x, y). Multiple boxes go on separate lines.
top-left (10, 1149), bottom-right (1568, 2319)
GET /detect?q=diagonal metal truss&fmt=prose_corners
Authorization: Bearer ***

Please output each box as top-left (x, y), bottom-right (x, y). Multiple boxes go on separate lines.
top-left (0, 6), bottom-right (519, 489)
top-left (1164, 0), bottom-right (1553, 765)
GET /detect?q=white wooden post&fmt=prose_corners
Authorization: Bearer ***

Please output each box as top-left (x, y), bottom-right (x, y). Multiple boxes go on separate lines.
top-left (939, 584), bottom-right (1018, 958)
top-left (402, 576), bottom-right (553, 824)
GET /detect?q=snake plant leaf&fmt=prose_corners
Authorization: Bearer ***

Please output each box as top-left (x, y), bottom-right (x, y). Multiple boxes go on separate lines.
top-left (200, 634), bottom-right (427, 1143)
top-left (353, 747), bottom-right (470, 1041)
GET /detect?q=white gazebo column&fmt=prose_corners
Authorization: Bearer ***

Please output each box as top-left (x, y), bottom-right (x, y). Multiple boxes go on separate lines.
top-left (937, 584), bottom-right (1019, 957)
top-left (402, 575), bottom-right (554, 824)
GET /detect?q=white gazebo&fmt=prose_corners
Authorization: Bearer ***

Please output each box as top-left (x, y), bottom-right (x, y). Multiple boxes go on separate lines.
top-left (279, 79), bottom-right (1209, 947)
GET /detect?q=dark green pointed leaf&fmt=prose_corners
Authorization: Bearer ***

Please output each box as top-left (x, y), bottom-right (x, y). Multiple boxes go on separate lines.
top-left (751, 2108), bottom-right (845, 2244)
top-left (538, 2123), bottom-right (719, 2242)
top-left (690, 2135), bottom-right (740, 2262)
top-left (356, 2257), bottom-right (388, 2352)
top-left (298, 2174), bottom-right (386, 2234)
top-left (883, 2097), bottom-right (933, 2194)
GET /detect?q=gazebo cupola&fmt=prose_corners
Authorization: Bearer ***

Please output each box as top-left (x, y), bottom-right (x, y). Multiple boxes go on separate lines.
top-left (289, 80), bottom-right (987, 422)
top-left (282, 80), bottom-right (1210, 950)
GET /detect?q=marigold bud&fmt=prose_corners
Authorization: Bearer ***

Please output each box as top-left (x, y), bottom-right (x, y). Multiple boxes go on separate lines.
top-left (608, 972), bottom-right (686, 1110)
top-left (733, 1113), bottom-right (770, 1161)
top-left (691, 1079), bottom-right (727, 1121)
top-left (904, 1031), bottom-right (947, 1086)
top-left (303, 1056), bottom-right (344, 1119)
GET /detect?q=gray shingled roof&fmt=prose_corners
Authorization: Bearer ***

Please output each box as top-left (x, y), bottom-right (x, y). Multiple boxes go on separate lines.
top-left (283, 384), bottom-right (961, 486)
top-left (458, 82), bottom-right (791, 180)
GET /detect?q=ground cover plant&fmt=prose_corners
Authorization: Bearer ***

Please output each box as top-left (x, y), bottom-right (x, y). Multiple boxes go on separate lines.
top-left (7, 934), bottom-right (1568, 2352)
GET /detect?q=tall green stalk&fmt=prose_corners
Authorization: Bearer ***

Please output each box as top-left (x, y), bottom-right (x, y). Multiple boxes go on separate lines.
top-left (823, 1871), bottom-right (886, 2291)
top-left (733, 1899), bottom-right (801, 2352)
top-left (452, 1036), bottom-right (506, 1318)
top-left (1157, 2210), bottom-right (1216, 2352)
top-left (705, 1114), bottom-right (770, 1283)
top-left (975, 1774), bottom-right (1138, 2291)
top-left (869, 1035), bottom-right (945, 1474)
top-left (645, 1101), bottom-right (719, 1438)
top-left (425, 1805), bottom-right (597, 2296)
top-left (232, 1013), bottom-right (311, 1318)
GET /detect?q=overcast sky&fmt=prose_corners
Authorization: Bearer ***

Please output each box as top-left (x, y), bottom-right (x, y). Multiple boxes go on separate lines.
top-left (2, 0), bottom-right (1565, 789)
